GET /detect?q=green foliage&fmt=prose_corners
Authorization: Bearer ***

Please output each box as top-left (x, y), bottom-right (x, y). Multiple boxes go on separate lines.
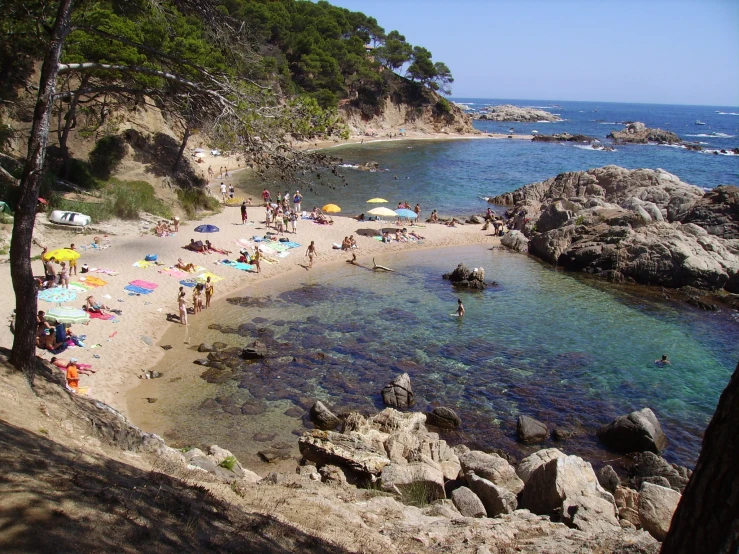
top-left (400, 481), bottom-right (435, 508)
top-left (48, 179), bottom-right (171, 221)
top-left (435, 98), bottom-right (451, 114)
top-left (219, 455), bottom-right (238, 471)
top-left (0, 115), bottom-right (15, 152)
top-left (177, 188), bottom-right (220, 219)
top-left (0, 212), bottom-right (12, 226)
top-left (65, 159), bottom-right (103, 190)
top-left (88, 135), bottom-right (127, 179)
top-left (575, 215), bottom-right (585, 225)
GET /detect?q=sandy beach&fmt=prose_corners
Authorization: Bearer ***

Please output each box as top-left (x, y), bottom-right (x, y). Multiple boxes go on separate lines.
top-left (0, 185), bottom-right (500, 418)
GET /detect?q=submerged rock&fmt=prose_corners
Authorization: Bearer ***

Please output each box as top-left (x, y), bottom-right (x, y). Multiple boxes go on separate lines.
top-left (517, 415), bottom-right (548, 444)
top-left (425, 406), bottom-right (461, 429)
top-left (309, 401), bottom-right (341, 430)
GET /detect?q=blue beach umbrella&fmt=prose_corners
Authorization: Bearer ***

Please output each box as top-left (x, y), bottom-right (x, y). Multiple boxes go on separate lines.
top-left (395, 208), bottom-right (418, 219)
top-left (194, 224), bottom-right (220, 233)
top-left (38, 288), bottom-right (77, 303)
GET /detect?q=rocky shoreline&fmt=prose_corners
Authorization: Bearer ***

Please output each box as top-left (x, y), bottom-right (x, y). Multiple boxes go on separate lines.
top-left (472, 104), bottom-right (562, 123)
top-left (490, 165), bottom-right (739, 297)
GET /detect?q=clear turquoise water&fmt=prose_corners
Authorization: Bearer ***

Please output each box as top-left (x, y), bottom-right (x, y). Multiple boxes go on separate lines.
top-left (169, 245), bottom-right (737, 467)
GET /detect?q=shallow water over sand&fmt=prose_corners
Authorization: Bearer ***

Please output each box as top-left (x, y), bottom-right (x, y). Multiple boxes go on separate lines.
top-left (130, 245), bottom-right (738, 469)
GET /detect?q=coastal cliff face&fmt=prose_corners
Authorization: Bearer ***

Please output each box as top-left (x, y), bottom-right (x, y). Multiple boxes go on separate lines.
top-left (340, 88), bottom-right (475, 136)
top-left (491, 166), bottom-right (739, 293)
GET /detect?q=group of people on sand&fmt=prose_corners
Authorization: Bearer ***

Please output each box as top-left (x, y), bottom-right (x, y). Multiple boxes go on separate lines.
top-left (185, 238), bottom-right (231, 256)
top-left (177, 276), bottom-right (214, 325)
top-left (265, 204), bottom-right (299, 234)
top-left (51, 356), bottom-right (96, 393)
top-left (36, 310), bottom-right (85, 353)
top-left (36, 244), bottom-right (79, 290)
top-left (381, 228), bottom-right (425, 243)
top-left (262, 188), bottom-right (303, 213)
top-left (337, 236), bottom-right (358, 251)
top-left (155, 217), bottom-right (179, 236)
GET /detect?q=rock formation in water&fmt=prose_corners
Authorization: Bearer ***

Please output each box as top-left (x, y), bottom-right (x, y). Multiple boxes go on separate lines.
top-left (442, 263), bottom-right (487, 289)
top-left (491, 165), bottom-right (739, 293)
top-left (607, 122), bottom-right (681, 144)
top-left (473, 104), bottom-right (562, 122)
top-left (532, 133), bottom-right (597, 143)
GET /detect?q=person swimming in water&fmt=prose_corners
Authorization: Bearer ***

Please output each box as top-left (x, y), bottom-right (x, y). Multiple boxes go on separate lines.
top-left (655, 354), bottom-right (671, 366)
top-left (456, 299), bottom-right (465, 317)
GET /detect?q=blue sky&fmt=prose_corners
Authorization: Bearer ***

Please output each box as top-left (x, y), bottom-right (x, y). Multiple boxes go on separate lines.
top-left (325, 0), bottom-right (739, 106)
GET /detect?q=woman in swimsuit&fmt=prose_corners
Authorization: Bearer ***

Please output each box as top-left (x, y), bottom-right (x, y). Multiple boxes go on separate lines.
top-left (205, 277), bottom-right (214, 308)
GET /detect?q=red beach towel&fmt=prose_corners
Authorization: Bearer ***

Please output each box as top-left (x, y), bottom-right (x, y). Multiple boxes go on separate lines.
top-left (88, 311), bottom-right (115, 320)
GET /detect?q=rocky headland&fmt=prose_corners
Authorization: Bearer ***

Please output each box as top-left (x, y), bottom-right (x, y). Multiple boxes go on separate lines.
top-left (532, 133), bottom-right (599, 144)
top-left (607, 122), bottom-right (681, 144)
top-left (490, 166), bottom-right (739, 294)
top-left (473, 104), bottom-right (562, 123)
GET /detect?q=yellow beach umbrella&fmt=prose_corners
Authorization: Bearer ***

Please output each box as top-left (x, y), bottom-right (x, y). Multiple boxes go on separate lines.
top-left (42, 248), bottom-right (80, 262)
top-left (322, 204), bottom-right (341, 213)
top-left (367, 207), bottom-right (397, 217)
top-left (367, 198), bottom-right (388, 203)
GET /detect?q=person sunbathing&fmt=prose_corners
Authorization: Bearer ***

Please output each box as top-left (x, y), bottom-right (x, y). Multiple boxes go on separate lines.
top-left (176, 258), bottom-right (197, 272)
top-left (188, 238), bottom-right (206, 252)
top-left (86, 295), bottom-right (111, 314)
top-left (50, 357), bottom-right (97, 375)
top-left (309, 207), bottom-right (319, 219)
top-left (341, 237), bottom-right (351, 250)
top-left (205, 240), bottom-right (231, 255)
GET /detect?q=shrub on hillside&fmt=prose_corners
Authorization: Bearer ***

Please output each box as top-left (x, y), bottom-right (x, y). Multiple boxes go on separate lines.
top-left (89, 135), bottom-right (127, 179)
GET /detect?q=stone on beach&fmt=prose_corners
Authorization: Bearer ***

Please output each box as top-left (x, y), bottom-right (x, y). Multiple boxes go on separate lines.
top-left (466, 472), bottom-right (518, 517)
top-left (637, 482), bottom-right (681, 541)
top-left (309, 401), bottom-right (342, 430)
top-left (458, 450), bottom-right (524, 495)
top-left (451, 486), bottom-right (487, 518)
top-left (425, 406), bottom-right (461, 429)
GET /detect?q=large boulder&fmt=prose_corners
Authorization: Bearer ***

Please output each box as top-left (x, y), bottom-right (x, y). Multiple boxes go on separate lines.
top-left (298, 429), bottom-right (391, 476)
top-left (309, 401), bottom-right (341, 430)
top-left (467, 473), bottom-right (518, 517)
top-left (638, 482), bottom-right (681, 541)
top-left (500, 230), bottom-right (530, 253)
top-left (597, 408), bottom-right (668, 454)
top-left (458, 450), bottom-right (524, 495)
top-left (473, 104), bottom-right (562, 123)
top-left (614, 486), bottom-right (641, 528)
top-left (380, 462), bottom-right (446, 500)
top-left (517, 415), bottom-right (548, 444)
top-left (561, 494), bottom-right (620, 533)
top-left (450, 486), bottom-right (486, 518)
top-left (425, 406), bottom-right (461, 429)
top-left (516, 448), bottom-right (566, 484)
top-left (597, 464), bottom-right (621, 494)
top-left (241, 339), bottom-right (267, 359)
top-left (676, 185), bottom-right (739, 239)
top-left (625, 451), bottom-right (690, 493)
top-left (442, 263), bottom-right (487, 290)
top-left (519, 455), bottom-right (615, 516)
top-left (608, 123), bottom-right (681, 144)
top-left (381, 373), bottom-right (414, 409)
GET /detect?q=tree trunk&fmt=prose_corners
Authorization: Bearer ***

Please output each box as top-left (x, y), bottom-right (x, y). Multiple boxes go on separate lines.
top-left (172, 121), bottom-right (191, 172)
top-left (9, 0), bottom-right (75, 374)
top-left (660, 360), bottom-right (739, 554)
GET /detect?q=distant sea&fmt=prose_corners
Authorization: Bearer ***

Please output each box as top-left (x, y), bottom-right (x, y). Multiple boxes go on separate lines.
top-left (240, 98), bottom-right (739, 218)
top-left (144, 100), bottom-right (739, 469)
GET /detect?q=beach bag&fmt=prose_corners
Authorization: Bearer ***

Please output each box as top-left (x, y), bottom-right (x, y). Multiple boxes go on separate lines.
top-left (145, 254), bottom-right (158, 261)
top-left (81, 264), bottom-right (89, 274)
top-left (279, 237), bottom-right (289, 243)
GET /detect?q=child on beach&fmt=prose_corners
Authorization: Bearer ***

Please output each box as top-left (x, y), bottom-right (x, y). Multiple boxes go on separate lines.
top-left (306, 241), bottom-right (318, 268)
top-left (68, 244), bottom-right (78, 276)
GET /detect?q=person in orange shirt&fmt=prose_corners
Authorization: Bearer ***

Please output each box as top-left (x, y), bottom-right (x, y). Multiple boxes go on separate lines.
top-left (66, 358), bottom-right (80, 392)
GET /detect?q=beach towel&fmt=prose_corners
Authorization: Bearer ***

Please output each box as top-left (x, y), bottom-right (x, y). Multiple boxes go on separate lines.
top-left (129, 280), bottom-right (158, 290)
top-left (69, 283), bottom-right (91, 293)
top-left (133, 260), bottom-right (153, 268)
top-left (179, 279), bottom-right (196, 287)
top-left (159, 268), bottom-right (188, 278)
top-left (124, 285), bottom-right (154, 295)
top-left (79, 276), bottom-right (108, 287)
top-left (223, 261), bottom-right (255, 271)
top-left (93, 268), bottom-right (120, 276)
top-left (195, 271), bottom-right (223, 284)
top-left (88, 311), bottom-right (115, 320)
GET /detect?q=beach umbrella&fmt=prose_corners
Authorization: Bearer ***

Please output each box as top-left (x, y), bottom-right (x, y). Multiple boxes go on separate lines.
top-left (322, 204), bottom-right (341, 213)
top-left (367, 198), bottom-right (388, 203)
top-left (44, 306), bottom-right (90, 324)
top-left (395, 208), bottom-right (418, 219)
top-left (194, 224), bottom-right (220, 233)
top-left (368, 207), bottom-right (397, 218)
top-left (38, 288), bottom-right (77, 303)
top-left (42, 248), bottom-right (80, 262)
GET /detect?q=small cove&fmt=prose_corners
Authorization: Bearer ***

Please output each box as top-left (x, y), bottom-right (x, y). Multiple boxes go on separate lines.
top-left (129, 244), bottom-right (738, 470)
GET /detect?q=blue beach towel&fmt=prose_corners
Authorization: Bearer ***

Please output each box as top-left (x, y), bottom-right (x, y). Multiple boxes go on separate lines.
top-left (179, 279), bottom-right (196, 287)
top-left (124, 285), bottom-right (155, 295)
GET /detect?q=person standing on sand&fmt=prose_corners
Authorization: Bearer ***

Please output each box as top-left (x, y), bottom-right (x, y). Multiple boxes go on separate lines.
top-left (414, 204), bottom-right (421, 220)
top-left (68, 244), bottom-right (78, 276)
top-left (220, 182), bottom-right (227, 203)
top-left (253, 247), bottom-right (261, 273)
top-left (208, 165), bottom-right (213, 178)
top-left (205, 276), bottom-right (214, 308)
top-left (240, 201), bottom-right (248, 224)
top-left (306, 241), bottom-right (318, 268)
top-left (59, 262), bottom-right (69, 288)
top-left (178, 292), bottom-right (188, 325)
top-left (289, 210), bottom-right (298, 234)
top-left (293, 190), bottom-right (303, 213)
top-left (456, 299), bottom-right (465, 317)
